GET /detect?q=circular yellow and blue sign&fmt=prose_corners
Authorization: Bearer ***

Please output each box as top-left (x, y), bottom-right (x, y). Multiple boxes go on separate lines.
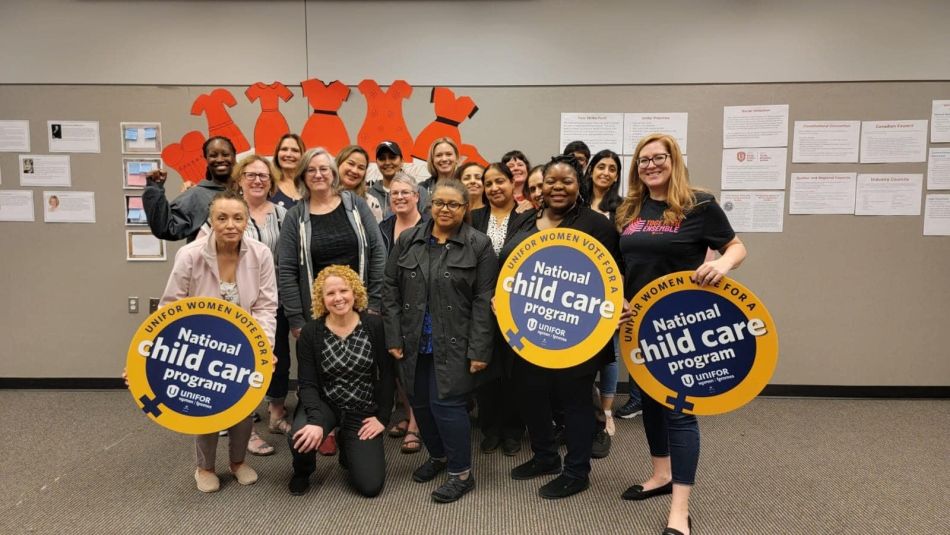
top-left (126, 296), bottom-right (273, 435)
top-left (496, 228), bottom-right (623, 369)
top-left (619, 272), bottom-right (778, 415)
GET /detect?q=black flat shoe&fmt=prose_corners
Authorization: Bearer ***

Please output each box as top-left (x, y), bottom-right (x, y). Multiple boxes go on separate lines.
top-left (288, 472), bottom-right (311, 495)
top-left (621, 481), bottom-right (673, 500)
top-left (510, 458), bottom-right (562, 480)
top-left (412, 457), bottom-right (447, 483)
top-left (538, 474), bottom-right (590, 499)
top-left (661, 515), bottom-right (691, 535)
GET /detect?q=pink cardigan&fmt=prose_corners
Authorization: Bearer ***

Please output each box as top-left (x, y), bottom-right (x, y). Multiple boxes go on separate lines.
top-left (160, 232), bottom-right (278, 346)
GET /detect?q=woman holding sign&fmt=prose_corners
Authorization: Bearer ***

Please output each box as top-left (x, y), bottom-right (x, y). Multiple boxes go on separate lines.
top-left (161, 190), bottom-right (278, 493)
top-left (616, 133), bottom-right (746, 535)
top-left (383, 179), bottom-right (498, 503)
top-left (287, 265), bottom-right (394, 497)
top-left (500, 154), bottom-right (620, 499)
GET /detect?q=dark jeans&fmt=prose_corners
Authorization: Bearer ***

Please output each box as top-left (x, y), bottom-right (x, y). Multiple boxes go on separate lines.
top-left (641, 393), bottom-right (699, 485)
top-left (515, 361), bottom-right (595, 479)
top-left (288, 402), bottom-right (386, 497)
top-left (628, 380), bottom-right (643, 403)
top-left (266, 306), bottom-right (291, 401)
top-left (409, 353), bottom-right (472, 474)
top-left (476, 374), bottom-right (524, 440)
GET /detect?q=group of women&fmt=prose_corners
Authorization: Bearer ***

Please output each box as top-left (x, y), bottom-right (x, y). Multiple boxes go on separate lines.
top-left (141, 130), bottom-right (746, 535)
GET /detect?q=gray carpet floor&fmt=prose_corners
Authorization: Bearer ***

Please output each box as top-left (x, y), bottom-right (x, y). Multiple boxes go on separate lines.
top-left (1, 391), bottom-right (947, 534)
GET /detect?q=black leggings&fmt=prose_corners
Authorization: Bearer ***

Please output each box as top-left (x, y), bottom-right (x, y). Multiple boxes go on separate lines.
top-left (288, 403), bottom-right (386, 497)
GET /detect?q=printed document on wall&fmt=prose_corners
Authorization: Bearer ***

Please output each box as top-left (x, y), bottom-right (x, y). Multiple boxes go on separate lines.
top-left (792, 121), bottom-right (860, 163)
top-left (926, 148), bottom-right (950, 190)
top-left (19, 155), bottom-right (70, 186)
top-left (559, 113), bottom-right (623, 155)
top-left (48, 120), bottom-right (101, 153)
top-left (789, 173), bottom-right (856, 214)
top-left (923, 194), bottom-right (950, 236)
top-left (720, 191), bottom-right (785, 232)
top-left (721, 148), bottom-right (787, 190)
top-left (855, 174), bottom-right (923, 216)
top-left (859, 120), bottom-right (927, 163)
top-left (43, 191), bottom-right (96, 223)
top-left (0, 120), bottom-right (30, 152)
top-left (622, 113), bottom-right (688, 155)
top-left (723, 105), bottom-right (789, 148)
top-left (0, 190), bottom-right (35, 222)
top-left (931, 101), bottom-right (950, 143)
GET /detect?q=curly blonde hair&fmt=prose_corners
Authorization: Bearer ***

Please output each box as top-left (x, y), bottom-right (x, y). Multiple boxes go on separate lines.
top-left (311, 265), bottom-right (368, 318)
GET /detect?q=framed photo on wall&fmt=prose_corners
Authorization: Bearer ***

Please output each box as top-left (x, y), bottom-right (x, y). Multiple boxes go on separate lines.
top-left (124, 194), bottom-right (148, 226)
top-left (126, 230), bottom-right (165, 261)
top-left (120, 122), bottom-right (162, 154)
top-left (123, 157), bottom-right (161, 189)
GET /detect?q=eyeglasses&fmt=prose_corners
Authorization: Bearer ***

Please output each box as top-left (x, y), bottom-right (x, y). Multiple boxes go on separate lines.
top-left (305, 166), bottom-right (332, 176)
top-left (636, 154), bottom-right (671, 168)
top-left (242, 172), bottom-right (271, 182)
top-left (391, 190), bottom-right (416, 198)
top-left (432, 199), bottom-right (466, 211)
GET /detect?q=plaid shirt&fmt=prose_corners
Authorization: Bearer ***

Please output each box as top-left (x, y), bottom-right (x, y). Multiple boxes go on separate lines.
top-left (321, 323), bottom-right (375, 412)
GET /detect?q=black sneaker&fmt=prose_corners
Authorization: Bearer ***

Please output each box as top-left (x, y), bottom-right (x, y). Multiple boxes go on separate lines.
top-left (501, 437), bottom-right (521, 456)
top-left (591, 429), bottom-right (611, 459)
top-left (538, 473), bottom-right (590, 499)
top-left (431, 474), bottom-right (475, 503)
top-left (288, 472), bottom-right (311, 495)
top-left (480, 435), bottom-right (501, 454)
top-left (616, 398), bottom-right (643, 419)
top-left (412, 457), bottom-right (448, 483)
top-left (511, 457), bottom-right (562, 480)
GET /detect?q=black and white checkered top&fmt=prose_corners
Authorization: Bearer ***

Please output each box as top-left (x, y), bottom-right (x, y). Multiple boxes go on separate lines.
top-left (320, 322), bottom-right (375, 412)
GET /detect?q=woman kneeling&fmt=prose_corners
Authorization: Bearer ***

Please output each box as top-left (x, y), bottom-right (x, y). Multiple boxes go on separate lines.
top-left (287, 265), bottom-right (395, 497)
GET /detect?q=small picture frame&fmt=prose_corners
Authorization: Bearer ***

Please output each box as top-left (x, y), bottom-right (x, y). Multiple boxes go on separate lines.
top-left (120, 122), bottom-right (163, 154)
top-left (123, 157), bottom-right (161, 189)
top-left (126, 230), bottom-right (166, 261)
top-left (125, 194), bottom-right (148, 226)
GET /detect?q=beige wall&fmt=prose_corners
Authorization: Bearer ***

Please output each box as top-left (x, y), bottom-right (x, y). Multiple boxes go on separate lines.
top-left (1, 82), bottom-right (949, 385)
top-left (1, 1), bottom-right (949, 85)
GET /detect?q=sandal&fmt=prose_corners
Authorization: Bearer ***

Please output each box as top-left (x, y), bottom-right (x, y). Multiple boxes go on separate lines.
top-left (269, 413), bottom-right (292, 435)
top-left (247, 429), bottom-right (275, 456)
top-left (388, 419), bottom-right (409, 438)
top-left (401, 431), bottom-right (422, 454)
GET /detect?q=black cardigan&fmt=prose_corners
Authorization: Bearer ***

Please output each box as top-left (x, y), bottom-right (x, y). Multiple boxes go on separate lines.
top-left (296, 312), bottom-right (395, 430)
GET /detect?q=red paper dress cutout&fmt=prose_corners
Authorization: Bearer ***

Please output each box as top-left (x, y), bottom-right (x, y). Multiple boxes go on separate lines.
top-left (460, 144), bottom-right (488, 167)
top-left (246, 82), bottom-right (293, 155)
top-left (191, 88), bottom-right (250, 153)
top-left (411, 87), bottom-right (479, 161)
top-left (300, 79), bottom-right (351, 155)
top-left (357, 80), bottom-right (414, 162)
top-left (161, 130), bottom-right (207, 184)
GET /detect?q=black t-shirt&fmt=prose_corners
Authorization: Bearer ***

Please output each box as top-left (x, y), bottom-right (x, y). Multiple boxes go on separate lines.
top-left (310, 202), bottom-right (359, 277)
top-left (619, 192), bottom-right (735, 300)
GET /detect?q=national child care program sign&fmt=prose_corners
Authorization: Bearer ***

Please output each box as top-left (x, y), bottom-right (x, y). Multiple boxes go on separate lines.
top-left (495, 228), bottom-right (623, 369)
top-left (126, 297), bottom-right (273, 434)
top-left (620, 272), bottom-right (778, 415)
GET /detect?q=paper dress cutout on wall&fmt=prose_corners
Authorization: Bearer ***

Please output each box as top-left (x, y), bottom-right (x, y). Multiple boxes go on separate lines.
top-left (246, 82), bottom-right (293, 155)
top-left (191, 88), bottom-right (251, 154)
top-left (300, 79), bottom-right (351, 155)
top-left (459, 143), bottom-right (489, 167)
top-left (411, 87), bottom-right (479, 161)
top-left (161, 130), bottom-right (207, 185)
top-left (357, 80), bottom-right (415, 162)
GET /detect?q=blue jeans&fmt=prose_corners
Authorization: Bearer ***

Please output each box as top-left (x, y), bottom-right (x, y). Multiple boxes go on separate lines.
top-left (409, 353), bottom-right (472, 474)
top-left (641, 393), bottom-right (699, 485)
top-left (600, 334), bottom-right (621, 396)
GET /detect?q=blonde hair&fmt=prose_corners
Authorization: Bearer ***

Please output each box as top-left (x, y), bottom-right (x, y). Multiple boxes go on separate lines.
top-left (615, 133), bottom-right (699, 231)
top-left (311, 265), bottom-right (368, 318)
top-left (426, 137), bottom-right (460, 177)
top-left (231, 154), bottom-right (279, 196)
